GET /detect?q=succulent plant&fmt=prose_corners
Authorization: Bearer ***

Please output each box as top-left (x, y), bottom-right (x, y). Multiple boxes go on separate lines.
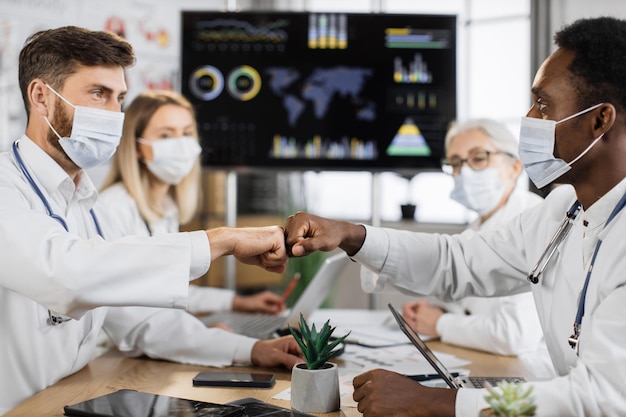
top-left (483, 381), bottom-right (536, 417)
top-left (289, 313), bottom-right (350, 370)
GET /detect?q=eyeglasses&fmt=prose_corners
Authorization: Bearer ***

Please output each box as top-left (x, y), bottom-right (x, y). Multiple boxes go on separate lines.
top-left (441, 150), bottom-right (512, 175)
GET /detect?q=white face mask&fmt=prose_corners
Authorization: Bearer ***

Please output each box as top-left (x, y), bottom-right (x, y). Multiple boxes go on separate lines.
top-left (518, 103), bottom-right (604, 189)
top-left (44, 84), bottom-right (124, 168)
top-left (140, 137), bottom-right (202, 185)
top-left (449, 166), bottom-right (506, 215)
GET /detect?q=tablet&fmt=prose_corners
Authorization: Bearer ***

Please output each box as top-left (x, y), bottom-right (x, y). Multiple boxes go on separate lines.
top-left (63, 389), bottom-right (244, 417)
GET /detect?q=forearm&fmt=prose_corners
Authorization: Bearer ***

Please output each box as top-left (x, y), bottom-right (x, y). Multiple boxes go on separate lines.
top-left (187, 285), bottom-right (235, 314)
top-left (424, 388), bottom-right (458, 417)
top-left (206, 227), bottom-right (236, 260)
top-left (338, 222), bottom-right (367, 256)
top-left (104, 306), bottom-right (257, 366)
top-left (437, 295), bottom-right (543, 356)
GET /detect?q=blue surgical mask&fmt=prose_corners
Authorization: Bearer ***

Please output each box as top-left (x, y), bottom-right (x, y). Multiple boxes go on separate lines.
top-left (518, 103), bottom-right (604, 189)
top-left (44, 84), bottom-right (125, 168)
top-left (450, 166), bottom-right (505, 215)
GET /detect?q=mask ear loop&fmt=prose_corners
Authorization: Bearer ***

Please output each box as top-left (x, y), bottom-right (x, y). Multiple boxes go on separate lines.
top-left (45, 83), bottom-right (76, 108)
top-left (556, 102), bottom-right (604, 125)
top-left (43, 116), bottom-right (63, 140)
top-left (556, 102), bottom-right (606, 168)
top-left (565, 133), bottom-right (604, 168)
top-left (43, 83), bottom-right (76, 141)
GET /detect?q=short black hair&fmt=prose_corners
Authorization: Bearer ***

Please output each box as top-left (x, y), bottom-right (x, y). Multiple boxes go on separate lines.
top-left (554, 16), bottom-right (626, 114)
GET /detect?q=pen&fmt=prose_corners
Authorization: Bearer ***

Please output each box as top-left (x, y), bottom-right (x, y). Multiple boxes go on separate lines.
top-left (406, 372), bottom-right (459, 382)
top-left (282, 273), bottom-right (300, 302)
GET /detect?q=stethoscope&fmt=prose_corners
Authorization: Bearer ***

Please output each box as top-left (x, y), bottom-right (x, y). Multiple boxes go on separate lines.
top-left (527, 192), bottom-right (626, 353)
top-left (527, 201), bottom-right (581, 284)
top-left (12, 140), bottom-right (103, 325)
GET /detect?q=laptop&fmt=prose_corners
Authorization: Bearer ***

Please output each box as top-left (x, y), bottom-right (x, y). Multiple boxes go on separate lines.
top-left (387, 303), bottom-right (526, 389)
top-left (200, 252), bottom-right (349, 339)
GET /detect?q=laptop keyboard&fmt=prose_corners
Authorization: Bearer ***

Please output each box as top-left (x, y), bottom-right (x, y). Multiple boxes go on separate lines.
top-left (202, 312), bottom-right (287, 339)
top-left (466, 376), bottom-right (526, 388)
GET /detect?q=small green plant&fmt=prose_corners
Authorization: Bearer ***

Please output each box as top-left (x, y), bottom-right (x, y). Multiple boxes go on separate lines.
top-left (483, 381), bottom-right (536, 417)
top-left (289, 313), bottom-right (351, 370)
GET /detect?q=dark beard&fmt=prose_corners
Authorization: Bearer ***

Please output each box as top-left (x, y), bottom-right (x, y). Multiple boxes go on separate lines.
top-left (46, 100), bottom-right (75, 164)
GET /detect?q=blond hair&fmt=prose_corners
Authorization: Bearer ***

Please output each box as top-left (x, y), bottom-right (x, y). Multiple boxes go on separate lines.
top-left (101, 90), bottom-right (201, 225)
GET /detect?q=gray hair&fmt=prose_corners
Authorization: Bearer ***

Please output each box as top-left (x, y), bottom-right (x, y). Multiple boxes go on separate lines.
top-left (444, 118), bottom-right (519, 159)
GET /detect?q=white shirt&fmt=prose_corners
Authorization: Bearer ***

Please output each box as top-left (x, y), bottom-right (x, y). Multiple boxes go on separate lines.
top-left (0, 137), bottom-right (252, 414)
top-left (433, 189), bottom-right (547, 357)
top-left (354, 181), bottom-right (626, 417)
top-left (98, 182), bottom-right (236, 313)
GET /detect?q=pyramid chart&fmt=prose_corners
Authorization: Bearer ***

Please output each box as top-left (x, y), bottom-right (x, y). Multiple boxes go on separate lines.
top-left (386, 117), bottom-right (431, 156)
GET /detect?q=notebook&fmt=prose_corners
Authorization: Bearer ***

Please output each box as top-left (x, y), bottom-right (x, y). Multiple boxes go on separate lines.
top-left (387, 303), bottom-right (526, 389)
top-left (200, 252), bottom-right (349, 339)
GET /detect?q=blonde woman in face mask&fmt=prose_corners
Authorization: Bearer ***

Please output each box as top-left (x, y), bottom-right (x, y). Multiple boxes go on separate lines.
top-left (402, 119), bottom-right (554, 377)
top-left (99, 90), bottom-right (285, 319)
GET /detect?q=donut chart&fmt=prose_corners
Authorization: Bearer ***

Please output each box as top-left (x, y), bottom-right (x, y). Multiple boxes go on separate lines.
top-left (189, 65), bottom-right (224, 101)
top-left (227, 65), bottom-right (261, 101)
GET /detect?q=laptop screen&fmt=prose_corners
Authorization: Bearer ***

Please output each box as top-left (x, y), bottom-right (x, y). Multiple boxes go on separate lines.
top-left (388, 303), bottom-right (460, 388)
top-left (285, 252), bottom-right (349, 328)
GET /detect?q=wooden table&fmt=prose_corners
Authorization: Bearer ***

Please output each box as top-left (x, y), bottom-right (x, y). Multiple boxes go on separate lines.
top-left (5, 341), bottom-right (533, 417)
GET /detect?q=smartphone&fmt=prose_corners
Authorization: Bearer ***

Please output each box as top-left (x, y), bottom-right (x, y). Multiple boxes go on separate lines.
top-left (192, 371), bottom-right (276, 388)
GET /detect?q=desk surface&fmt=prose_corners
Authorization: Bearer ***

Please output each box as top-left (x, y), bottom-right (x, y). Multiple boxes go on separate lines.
top-left (5, 341), bottom-right (532, 417)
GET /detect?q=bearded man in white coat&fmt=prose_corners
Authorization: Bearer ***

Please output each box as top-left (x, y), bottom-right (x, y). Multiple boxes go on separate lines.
top-left (0, 26), bottom-right (301, 414)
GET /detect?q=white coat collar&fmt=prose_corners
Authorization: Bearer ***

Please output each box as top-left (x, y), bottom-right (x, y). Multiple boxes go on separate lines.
top-left (17, 135), bottom-right (98, 209)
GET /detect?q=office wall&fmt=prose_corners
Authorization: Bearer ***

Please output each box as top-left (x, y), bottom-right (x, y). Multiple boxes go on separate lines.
top-left (550, 0), bottom-right (626, 32)
top-left (0, 0), bottom-right (235, 150)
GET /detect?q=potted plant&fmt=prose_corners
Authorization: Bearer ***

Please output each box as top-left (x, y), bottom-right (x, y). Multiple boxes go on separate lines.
top-left (479, 381), bottom-right (537, 417)
top-left (289, 314), bottom-right (350, 413)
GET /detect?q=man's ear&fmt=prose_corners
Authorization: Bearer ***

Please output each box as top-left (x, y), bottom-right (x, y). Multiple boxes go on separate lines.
top-left (28, 79), bottom-right (51, 118)
top-left (594, 103), bottom-right (616, 136)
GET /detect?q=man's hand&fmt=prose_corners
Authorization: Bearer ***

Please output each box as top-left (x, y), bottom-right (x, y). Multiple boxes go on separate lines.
top-left (353, 369), bottom-right (457, 417)
top-left (284, 212), bottom-right (366, 257)
top-left (250, 335), bottom-right (303, 369)
top-left (233, 291), bottom-right (285, 314)
top-left (207, 226), bottom-right (288, 273)
top-left (402, 300), bottom-right (445, 337)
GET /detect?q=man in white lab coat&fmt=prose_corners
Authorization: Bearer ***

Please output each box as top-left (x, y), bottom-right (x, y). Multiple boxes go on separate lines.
top-left (0, 26), bottom-right (301, 413)
top-left (285, 16), bottom-right (626, 417)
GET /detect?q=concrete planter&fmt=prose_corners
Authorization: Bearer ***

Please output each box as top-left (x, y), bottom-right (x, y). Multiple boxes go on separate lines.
top-left (290, 362), bottom-right (340, 413)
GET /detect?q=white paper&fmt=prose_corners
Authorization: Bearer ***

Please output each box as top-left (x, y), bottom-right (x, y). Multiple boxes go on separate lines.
top-left (273, 342), bottom-right (472, 407)
top-left (309, 308), bottom-right (428, 347)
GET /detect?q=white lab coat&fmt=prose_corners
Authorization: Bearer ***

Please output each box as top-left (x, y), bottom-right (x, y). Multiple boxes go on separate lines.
top-left (0, 137), bottom-right (255, 414)
top-left (432, 189), bottom-right (548, 357)
top-left (355, 182), bottom-right (626, 417)
top-left (98, 182), bottom-right (236, 313)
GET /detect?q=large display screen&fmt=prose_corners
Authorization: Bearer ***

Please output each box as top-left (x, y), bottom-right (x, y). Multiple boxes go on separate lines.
top-left (181, 11), bottom-right (457, 171)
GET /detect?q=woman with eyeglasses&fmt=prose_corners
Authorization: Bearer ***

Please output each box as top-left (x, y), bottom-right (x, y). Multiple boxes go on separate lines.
top-left (402, 119), bottom-right (554, 377)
